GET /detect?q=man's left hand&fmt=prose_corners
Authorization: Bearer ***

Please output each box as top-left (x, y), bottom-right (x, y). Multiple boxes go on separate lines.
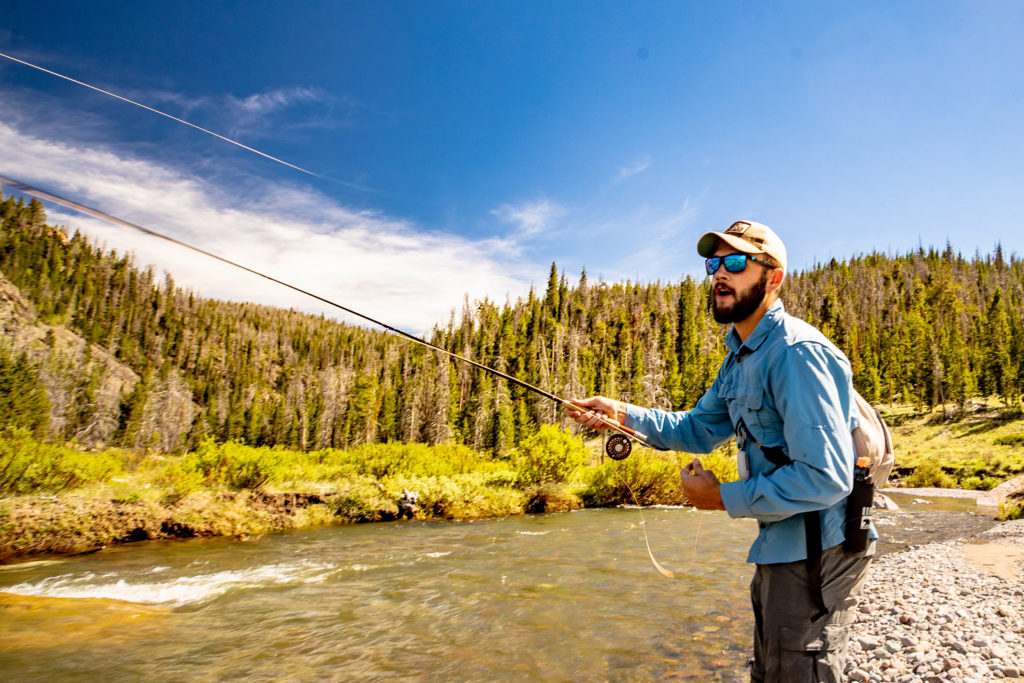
top-left (680, 459), bottom-right (725, 511)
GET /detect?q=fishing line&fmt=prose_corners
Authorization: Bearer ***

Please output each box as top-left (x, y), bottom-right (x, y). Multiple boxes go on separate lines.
top-left (0, 51), bottom-right (320, 179)
top-left (1, 174), bottom-right (680, 577)
top-left (610, 464), bottom-right (675, 579)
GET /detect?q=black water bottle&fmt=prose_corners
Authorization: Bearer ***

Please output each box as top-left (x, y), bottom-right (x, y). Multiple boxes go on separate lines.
top-left (843, 456), bottom-right (874, 553)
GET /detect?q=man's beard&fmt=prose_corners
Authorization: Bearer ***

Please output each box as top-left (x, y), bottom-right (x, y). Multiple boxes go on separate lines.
top-left (709, 269), bottom-right (771, 324)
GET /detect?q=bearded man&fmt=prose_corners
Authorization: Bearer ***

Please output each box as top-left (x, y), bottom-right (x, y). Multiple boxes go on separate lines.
top-left (570, 221), bottom-right (872, 683)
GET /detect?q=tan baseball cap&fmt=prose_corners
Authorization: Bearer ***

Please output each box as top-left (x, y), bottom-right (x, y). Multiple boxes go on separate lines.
top-left (697, 220), bottom-right (787, 272)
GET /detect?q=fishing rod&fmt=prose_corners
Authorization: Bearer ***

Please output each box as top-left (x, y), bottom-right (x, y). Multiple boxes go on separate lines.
top-left (0, 54), bottom-right (677, 578)
top-left (1, 175), bottom-right (677, 578)
top-left (0, 175), bottom-right (649, 458)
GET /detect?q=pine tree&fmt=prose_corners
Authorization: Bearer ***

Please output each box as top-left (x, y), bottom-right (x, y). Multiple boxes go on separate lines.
top-left (0, 348), bottom-right (50, 437)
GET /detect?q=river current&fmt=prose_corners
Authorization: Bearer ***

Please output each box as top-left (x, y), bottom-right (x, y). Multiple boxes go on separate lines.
top-left (0, 493), bottom-right (994, 681)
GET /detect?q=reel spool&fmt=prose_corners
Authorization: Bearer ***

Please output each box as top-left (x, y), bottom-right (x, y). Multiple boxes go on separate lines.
top-left (605, 433), bottom-right (632, 460)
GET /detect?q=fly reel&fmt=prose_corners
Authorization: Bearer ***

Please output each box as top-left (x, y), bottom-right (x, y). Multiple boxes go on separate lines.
top-left (605, 433), bottom-right (632, 460)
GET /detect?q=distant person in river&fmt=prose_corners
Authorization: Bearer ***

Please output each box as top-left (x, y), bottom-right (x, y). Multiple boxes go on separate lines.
top-left (569, 221), bottom-right (873, 682)
top-left (397, 488), bottom-right (418, 520)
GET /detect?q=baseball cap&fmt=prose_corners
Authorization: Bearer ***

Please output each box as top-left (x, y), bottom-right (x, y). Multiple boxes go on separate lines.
top-left (697, 220), bottom-right (787, 272)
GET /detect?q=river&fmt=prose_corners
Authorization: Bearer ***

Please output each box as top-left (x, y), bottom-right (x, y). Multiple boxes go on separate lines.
top-left (0, 494), bottom-right (996, 682)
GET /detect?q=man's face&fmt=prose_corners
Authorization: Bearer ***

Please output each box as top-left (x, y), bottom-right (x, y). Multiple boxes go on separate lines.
top-left (707, 245), bottom-right (772, 324)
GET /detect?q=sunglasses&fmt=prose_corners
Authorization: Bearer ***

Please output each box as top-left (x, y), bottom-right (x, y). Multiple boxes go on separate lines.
top-left (705, 253), bottom-right (764, 276)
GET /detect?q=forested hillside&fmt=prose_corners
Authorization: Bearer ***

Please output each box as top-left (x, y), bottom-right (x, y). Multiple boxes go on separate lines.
top-left (2, 193), bottom-right (1023, 454)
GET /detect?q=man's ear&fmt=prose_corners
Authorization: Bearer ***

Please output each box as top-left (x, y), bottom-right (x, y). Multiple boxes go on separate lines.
top-left (768, 268), bottom-right (785, 291)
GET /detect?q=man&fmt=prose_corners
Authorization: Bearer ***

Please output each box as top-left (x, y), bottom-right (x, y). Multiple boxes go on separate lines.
top-left (570, 220), bottom-right (871, 683)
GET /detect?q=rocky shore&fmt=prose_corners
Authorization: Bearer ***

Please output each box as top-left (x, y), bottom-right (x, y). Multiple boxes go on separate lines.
top-left (846, 519), bottom-right (1024, 682)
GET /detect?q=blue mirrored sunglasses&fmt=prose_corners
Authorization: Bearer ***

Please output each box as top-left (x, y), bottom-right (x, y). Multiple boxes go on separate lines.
top-left (705, 253), bottom-right (762, 276)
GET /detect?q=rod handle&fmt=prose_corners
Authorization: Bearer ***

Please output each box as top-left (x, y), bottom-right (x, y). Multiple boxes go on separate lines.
top-left (561, 401), bottom-right (649, 445)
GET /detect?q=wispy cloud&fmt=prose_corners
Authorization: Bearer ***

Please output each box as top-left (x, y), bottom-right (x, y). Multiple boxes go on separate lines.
top-left (491, 199), bottom-right (568, 239)
top-left (234, 86), bottom-right (325, 114)
top-left (0, 121), bottom-right (534, 334)
top-left (616, 155), bottom-right (652, 181)
top-left (132, 84), bottom-right (352, 138)
top-left (612, 199), bottom-right (700, 278)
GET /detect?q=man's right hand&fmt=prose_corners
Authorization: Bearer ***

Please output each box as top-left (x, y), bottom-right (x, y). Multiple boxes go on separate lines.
top-left (567, 396), bottom-right (628, 430)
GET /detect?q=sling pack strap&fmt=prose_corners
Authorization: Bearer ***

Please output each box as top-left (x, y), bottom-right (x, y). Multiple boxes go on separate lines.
top-left (803, 509), bottom-right (828, 622)
top-left (752, 441), bottom-right (829, 622)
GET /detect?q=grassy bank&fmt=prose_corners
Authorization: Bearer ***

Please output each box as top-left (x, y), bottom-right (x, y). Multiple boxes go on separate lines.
top-left (3, 400), bottom-right (1023, 563)
top-left (884, 401), bottom-right (1024, 489)
top-left (0, 425), bottom-right (740, 563)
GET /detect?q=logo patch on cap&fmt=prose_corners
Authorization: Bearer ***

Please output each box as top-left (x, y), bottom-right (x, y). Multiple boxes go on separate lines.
top-left (727, 221), bottom-right (750, 236)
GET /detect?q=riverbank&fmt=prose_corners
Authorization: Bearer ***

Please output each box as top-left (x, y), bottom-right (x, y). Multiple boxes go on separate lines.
top-left (846, 519), bottom-right (1024, 681)
top-left (0, 490), bottom-right (342, 563)
top-left (0, 427), bottom-right (698, 564)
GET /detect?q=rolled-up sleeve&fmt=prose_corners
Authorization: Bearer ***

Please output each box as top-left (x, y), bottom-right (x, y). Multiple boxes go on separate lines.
top-left (719, 343), bottom-right (854, 521)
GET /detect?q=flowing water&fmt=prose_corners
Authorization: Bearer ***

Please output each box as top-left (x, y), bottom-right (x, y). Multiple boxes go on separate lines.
top-left (0, 497), bottom-right (996, 682)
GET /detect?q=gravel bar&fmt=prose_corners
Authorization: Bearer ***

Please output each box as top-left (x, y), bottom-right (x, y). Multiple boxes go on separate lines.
top-left (879, 487), bottom-right (985, 500)
top-left (846, 520), bottom-right (1024, 682)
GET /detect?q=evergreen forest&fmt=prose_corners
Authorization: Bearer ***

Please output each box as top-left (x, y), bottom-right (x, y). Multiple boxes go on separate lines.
top-left (2, 193), bottom-right (1023, 455)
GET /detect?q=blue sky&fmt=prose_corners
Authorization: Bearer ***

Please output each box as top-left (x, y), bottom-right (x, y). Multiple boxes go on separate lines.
top-left (2, 2), bottom-right (1023, 332)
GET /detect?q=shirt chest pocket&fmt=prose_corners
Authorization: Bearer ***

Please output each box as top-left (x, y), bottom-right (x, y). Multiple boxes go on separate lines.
top-left (736, 385), bottom-right (763, 411)
top-left (731, 383), bottom-right (783, 443)
top-left (735, 384), bottom-right (764, 429)
top-left (720, 382), bottom-right (762, 421)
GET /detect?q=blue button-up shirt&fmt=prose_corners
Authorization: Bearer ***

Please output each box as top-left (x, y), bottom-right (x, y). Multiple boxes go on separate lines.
top-left (624, 300), bottom-right (863, 565)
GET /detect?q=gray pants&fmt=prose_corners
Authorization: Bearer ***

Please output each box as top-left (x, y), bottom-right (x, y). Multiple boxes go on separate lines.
top-left (750, 543), bottom-right (872, 682)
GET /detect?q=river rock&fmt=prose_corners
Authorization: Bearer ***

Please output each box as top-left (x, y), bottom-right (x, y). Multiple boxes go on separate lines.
top-left (873, 492), bottom-right (899, 510)
top-left (845, 522), bottom-right (1024, 681)
top-left (857, 635), bottom-right (881, 650)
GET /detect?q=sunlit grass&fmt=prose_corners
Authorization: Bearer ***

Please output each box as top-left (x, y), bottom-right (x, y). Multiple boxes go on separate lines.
top-left (883, 400), bottom-right (1024, 490)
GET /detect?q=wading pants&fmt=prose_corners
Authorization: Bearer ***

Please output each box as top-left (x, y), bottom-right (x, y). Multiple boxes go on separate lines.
top-left (750, 543), bottom-right (872, 683)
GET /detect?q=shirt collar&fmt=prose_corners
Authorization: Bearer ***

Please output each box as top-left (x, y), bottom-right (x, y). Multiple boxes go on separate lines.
top-left (725, 299), bottom-right (786, 355)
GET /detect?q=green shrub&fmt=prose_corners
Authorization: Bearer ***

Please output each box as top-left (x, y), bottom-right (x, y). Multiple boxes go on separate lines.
top-left (515, 424), bottom-right (589, 486)
top-left (903, 459), bottom-right (956, 488)
top-left (960, 476), bottom-right (983, 490)
top-left (0, 428), bottom-right (123, 495)
top-left (329, 476), bottom-right (395, 522)
top-left (999, 498), bottom-right (1024, 521)
top-left (994, 433), bottom-right (1024, 447)
top-left (157, 460), bottom-right (207, 501)
top-left (311, 441), bottom-right (502, 480)
top-left (960, 475), bottom-right (1001, 490)
top-left (581, 450), bottom-right (683, 507)
top-left (523, 482), bottom-right (582, 513)
top-left (182, 439), bottom-right (284, 491)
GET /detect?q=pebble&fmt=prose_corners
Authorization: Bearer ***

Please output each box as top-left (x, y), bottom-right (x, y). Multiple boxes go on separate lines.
top-left (845, 527), bottom-right (1024, 682)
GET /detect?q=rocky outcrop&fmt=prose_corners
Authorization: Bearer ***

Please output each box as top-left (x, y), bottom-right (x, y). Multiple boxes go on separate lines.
top-left (0, 272), bottom-right (139, 445)
top-left (978, 475), bottom-right (1024, 511)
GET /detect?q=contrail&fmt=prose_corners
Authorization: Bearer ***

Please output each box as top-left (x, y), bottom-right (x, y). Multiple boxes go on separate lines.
top-left (0, 50), bottom-right (320, 178)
